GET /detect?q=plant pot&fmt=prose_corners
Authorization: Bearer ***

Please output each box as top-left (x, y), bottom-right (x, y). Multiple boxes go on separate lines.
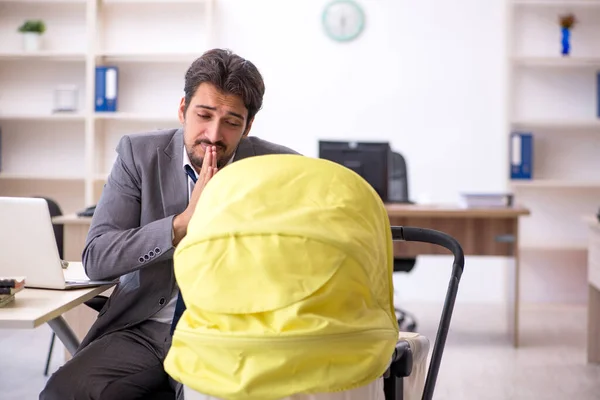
top-left (22, 32), bottom-right (41, 52)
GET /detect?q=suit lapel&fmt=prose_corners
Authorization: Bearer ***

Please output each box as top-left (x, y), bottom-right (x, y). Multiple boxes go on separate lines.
top-left (158, 128), bottom-right (188, 218)
top-left (232, 137), bottom-right (256, 162)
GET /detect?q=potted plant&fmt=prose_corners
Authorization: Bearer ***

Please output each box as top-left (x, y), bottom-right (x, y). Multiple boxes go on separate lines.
top-left (18, 20), bottom-right (46, 52)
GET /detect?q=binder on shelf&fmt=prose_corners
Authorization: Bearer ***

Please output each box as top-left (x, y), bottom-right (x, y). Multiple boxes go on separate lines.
top-left (95, 66), bottom-right (118, 112)
top-left (597, 72), bottom-right (600, 118)
top-left (510, 131), bottom-right (533, 180)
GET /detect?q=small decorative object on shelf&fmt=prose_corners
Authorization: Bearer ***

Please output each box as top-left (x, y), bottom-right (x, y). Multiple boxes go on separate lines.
top-left (559, 13), bottom-right (576, 56)
top-left (18, 19), bottom-right (46, 52)
top-left (53, 85), bottom-right (79, 113)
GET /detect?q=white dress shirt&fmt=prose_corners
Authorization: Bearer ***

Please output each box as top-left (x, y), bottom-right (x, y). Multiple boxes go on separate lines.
top-left (149, 146), bottom-right (235, 324)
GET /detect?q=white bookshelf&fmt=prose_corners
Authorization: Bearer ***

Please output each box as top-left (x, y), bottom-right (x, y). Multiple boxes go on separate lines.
top-left (0, 51), bottom-right (86, 61)
top-left (511, 179), bottom-right (600, 188)
top-left (0, 0), bottom-right (215, 214)
top-left (0, 1), bottom-right (87, 5)
top-left (507, 0), bottom-right (600, 298)
top-left (513, 0), bottom-right (600, 7)
top-left (511, 118), bottom-right (600, 129)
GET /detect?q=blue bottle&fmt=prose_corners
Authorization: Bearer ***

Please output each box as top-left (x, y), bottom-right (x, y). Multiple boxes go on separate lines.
top-left (561, 27), bottom-right (571, 56)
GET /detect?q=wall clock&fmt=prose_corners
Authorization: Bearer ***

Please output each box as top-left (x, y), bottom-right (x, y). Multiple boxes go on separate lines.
top-left (322, 0), bottom-right (365, 42)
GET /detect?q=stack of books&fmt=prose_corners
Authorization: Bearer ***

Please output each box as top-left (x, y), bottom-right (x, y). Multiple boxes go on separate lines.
top-left (459, 193), bottom-right (514, 209)
top-left (0, 277), bottom-right (25, 307)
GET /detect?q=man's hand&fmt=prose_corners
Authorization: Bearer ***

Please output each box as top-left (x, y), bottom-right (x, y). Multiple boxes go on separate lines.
top-left (172, 145), bottom-right (217, 246)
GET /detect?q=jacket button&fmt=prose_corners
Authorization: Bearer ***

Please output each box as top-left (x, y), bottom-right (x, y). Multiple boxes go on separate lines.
top-left (155, 247), bottom-right (161, 254)
top-left (159, 297), bottom-right (166, 305)
top-left (138, 257), bottom-right (145, 263)
top-left (149, 251), bottom-right (155, 257)
top-left (144, 254), bottom-right (150, 260)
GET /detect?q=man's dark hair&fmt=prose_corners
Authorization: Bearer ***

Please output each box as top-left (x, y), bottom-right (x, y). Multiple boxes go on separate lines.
top-left (183, 48), bottom-right (265, 123)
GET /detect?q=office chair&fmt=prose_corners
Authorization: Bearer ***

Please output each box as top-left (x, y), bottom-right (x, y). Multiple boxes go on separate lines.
top-left (389, 152), bottom-right (418, 332)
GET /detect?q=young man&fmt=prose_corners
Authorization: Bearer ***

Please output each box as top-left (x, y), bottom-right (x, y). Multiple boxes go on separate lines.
top-left (40, 48), bottom-right (299, 400)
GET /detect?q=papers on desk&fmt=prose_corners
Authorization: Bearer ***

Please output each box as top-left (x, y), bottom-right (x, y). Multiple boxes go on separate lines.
top-left (459, 193), bottom-right (514, 209)
top-left (0, 276), bottom-right (25, 307)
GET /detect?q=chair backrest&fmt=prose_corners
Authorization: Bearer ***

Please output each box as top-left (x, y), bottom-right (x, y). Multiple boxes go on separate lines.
top-left (35, 197), bottom-right (64, 260)
top-left (389, 151), bottom-right (410, 203)
top-left (388, 152), bottom-right (417, 270)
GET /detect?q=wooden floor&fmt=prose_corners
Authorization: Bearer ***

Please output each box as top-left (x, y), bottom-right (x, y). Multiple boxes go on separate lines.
top-left (1, 302), bottom-right (599, 399)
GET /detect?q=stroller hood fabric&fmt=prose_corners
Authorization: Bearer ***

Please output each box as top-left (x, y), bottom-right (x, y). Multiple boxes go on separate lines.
top-left (164, 154), bottom-right (399, 399)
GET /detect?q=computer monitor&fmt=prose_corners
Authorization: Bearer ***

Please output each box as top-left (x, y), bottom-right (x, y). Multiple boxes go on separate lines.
top-left (318, 140), bottom-right (391, 202)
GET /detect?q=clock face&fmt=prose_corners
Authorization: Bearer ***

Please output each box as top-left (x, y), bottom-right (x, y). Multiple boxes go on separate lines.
top-left (322, 0), bottom-right (365, 42)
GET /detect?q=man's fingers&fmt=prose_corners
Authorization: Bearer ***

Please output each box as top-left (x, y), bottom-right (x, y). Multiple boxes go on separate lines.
top-left (198, 145), bottom-right (213, 179)
top-left (204, 146), bottom-right (213, 173)
top-left (197, 145), bottom-right (218, 184)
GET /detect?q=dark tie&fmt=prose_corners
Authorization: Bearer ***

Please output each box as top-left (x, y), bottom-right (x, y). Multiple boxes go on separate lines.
top-left (170, 165), bottom-right (198, 335)
top-left (170, 291), bottom-right (186, 335)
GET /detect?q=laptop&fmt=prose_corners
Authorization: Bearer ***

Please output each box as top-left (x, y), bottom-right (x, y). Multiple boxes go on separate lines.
top-left (0, 196), bottom-right (115, 290)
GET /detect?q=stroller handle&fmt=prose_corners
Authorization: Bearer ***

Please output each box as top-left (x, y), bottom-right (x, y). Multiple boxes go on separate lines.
top-left (391, 226), bottom-right (465, 400)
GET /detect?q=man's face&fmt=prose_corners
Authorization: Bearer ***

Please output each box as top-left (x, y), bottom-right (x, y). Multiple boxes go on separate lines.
top-left (179, 82), bottom-right (253, 171)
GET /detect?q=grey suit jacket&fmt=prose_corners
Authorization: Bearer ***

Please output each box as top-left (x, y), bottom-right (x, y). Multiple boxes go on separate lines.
top-left (79, 128), bottom-right (299, 350)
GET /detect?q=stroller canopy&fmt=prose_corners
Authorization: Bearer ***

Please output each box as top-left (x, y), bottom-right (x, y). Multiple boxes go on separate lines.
top-left (164, 154), bottom-right (399, 400)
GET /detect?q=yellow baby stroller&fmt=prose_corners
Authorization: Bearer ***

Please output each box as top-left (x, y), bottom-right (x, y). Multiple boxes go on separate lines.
top-left (164, 154), bottom-right (464, 400)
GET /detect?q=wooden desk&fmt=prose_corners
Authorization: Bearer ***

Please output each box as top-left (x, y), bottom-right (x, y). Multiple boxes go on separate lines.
top-left (387, 204), bottom-right (528, 257)
top-left (52, 204), bottom-right (531, 347)
top-left (0, 285), bottom-right (113, 355)
top-left (586, 217), bottom-right (600, 363)
top-left (386, 204), bottom-right (530, 347)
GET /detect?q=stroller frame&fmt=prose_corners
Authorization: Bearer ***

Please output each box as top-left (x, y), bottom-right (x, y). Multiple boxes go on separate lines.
top-left (383, 226), bottom-right (465, 400)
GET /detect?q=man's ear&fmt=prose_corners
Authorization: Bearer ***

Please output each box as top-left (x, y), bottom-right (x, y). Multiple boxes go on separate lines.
top-left (242, 117), bottom-right (254, 137)
top-left (178, 97), bottom-right (186, 125)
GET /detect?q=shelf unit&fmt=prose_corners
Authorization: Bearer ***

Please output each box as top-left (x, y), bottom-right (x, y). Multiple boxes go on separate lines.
top-left (0, 0), bottom-right (215, 214)
top-left (507, 0), bottom-right (600, 281)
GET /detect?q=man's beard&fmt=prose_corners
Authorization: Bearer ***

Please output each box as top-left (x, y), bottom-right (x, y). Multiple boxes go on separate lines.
top-left (187, 141), bottom-right (231, 170)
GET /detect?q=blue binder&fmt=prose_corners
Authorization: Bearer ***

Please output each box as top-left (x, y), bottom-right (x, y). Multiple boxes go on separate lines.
top-left (597, 72), bottom-right (600, 118)
top-left (510, 132), bottom-right (533, 180)
top-left (95, 66), bottom-right (118, 112)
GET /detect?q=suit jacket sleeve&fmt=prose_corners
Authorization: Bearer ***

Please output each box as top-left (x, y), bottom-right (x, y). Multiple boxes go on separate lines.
top-left (82, 135), bottom-right (175, 281)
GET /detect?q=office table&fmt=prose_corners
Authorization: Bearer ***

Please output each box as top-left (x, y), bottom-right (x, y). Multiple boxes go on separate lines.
top-left (53, 204), bottom-right (531, 347)
top-left (0, 285), bottom-right (113, 355)
top-left (386, 204), bottom-right (530, 347)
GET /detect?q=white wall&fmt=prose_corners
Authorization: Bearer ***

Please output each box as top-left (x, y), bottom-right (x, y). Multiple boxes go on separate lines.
top-left (212, 0), bottom-right (511, 304)
top-left (214, 0), bottom-right (509, 204)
